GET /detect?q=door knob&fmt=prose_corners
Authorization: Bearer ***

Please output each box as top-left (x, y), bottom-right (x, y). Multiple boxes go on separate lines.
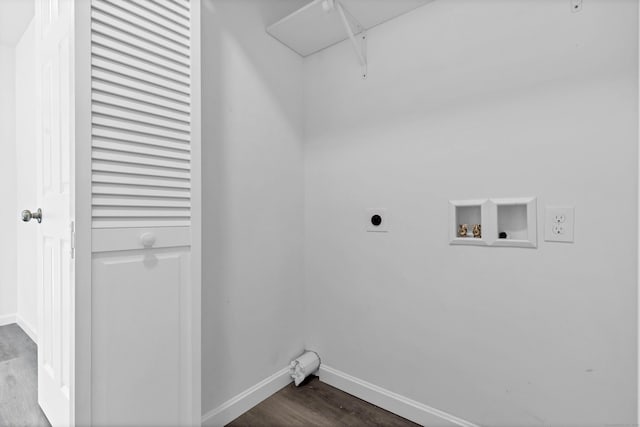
top-left (22, 208), bottom-right (42, 223)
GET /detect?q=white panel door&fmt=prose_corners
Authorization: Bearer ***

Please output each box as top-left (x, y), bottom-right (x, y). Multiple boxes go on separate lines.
top-left (35, 0), bottom-right (74, 425)
top-left (91, 246), bottom-right (191, 426)
top-left (88, 0), bottom-right (201, 424)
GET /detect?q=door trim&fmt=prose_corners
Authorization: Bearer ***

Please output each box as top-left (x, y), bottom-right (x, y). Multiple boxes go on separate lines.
top-left (74, 0), bottom-right (92, 424)
top-left (189, 0), bottom-right (203, 423)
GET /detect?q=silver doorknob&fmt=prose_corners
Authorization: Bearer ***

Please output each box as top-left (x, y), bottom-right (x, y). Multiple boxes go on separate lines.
top-left (22, 208), bottom-right (42, 223)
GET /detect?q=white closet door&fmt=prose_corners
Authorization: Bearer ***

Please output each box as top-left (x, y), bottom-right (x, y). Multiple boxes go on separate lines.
top-left (35, 0), bottom-right (74, 425)
top-left (89, 0), bottom-right (200, 425)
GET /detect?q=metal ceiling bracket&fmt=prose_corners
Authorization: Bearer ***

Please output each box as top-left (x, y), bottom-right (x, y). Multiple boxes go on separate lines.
top-left (571, 0), bottom-right (583, 13)
top-left (359, 32), bottom-right (368, 79)
top-left (335, 1), bottom-right (368, 79)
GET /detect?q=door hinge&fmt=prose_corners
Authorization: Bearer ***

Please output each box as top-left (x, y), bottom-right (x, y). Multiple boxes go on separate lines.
top-left (70, 221), bottom-right (76, 259)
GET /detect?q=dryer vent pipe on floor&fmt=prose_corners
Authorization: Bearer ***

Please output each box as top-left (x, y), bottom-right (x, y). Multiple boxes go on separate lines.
top-left (290, 351), bottom-right (321, 386)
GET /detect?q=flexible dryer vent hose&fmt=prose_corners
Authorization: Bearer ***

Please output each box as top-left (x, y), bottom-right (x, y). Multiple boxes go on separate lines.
top-left (289, 351), bottom-right (321, 386)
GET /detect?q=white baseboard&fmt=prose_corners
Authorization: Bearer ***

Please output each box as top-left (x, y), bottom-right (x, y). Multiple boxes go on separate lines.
top-left (16, 314), bottom-right (37, 344)
top-left (0, 313), bottom-right (16, 327)
top-left (201, 367), bottom-right (292, 426)
top-left (319, 365), bottom-right (480, 427)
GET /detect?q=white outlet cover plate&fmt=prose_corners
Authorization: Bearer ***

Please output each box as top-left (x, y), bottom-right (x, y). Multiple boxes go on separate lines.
top-left (366, 208), bottom-right (389, 232)
top-left (544, 206), bottom-right (575, 243)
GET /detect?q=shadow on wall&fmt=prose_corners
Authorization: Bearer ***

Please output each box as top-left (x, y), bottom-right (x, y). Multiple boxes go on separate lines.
top-left (201, 0), bottom-right (306, 414)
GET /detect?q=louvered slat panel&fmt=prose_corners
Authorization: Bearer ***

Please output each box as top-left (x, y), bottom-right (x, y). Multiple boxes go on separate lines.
top-left (91, 8), bottom-right (189, 58)
top-left (93, 127), bottom-right (190, 151)
top-left (93, 184), bottom-right (190, 199)
top-left (92, 80), bottom-right (190, 114)
top-left (92, 104), bottom-right (190, 132)
top-left (92, 148), bottom-right (190, 169)
top-left (92, 4), bottom-right (189, 56)
top-left (92, 161), bottom-right (191, 180)
top-left (92, 138), bottom-right (191, 161)
top-left (92, 218), bottom-right (191, 228)
top-left (92, 44), bottom-right (190, 85)
top-left (92, 0), bottom-right (191, 229)
top-left (92, 70), bottom-right (190, 105)
top-left (92, 0), bottom-right (190, 42)
top-left (93, 207), bottom-right (190, 218)
top-left (92, 57), bottom-right (189, 94)
top-left (93, 196), bottom-right (190, 208)
top-left (91, 32), bottom-right (190, 75)
top-left (92, 116), bottom-right (190, 142)
top-left (92, 92), bottom-right (190, 123)
top-left (93, 172), bottom-right (190, 189)
top-left (105, 0), bottom-right (190, 39)
top-left (171, 0), bottom-right (190, 9)
top-left (159, 0), bottom-right (190, 20)
top-left (130, 0), bottom-right (189, 28)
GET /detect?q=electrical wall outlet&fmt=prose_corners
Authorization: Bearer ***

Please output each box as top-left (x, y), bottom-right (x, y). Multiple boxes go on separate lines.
top-left (545, 207), bottom-right (575, 243)
top-left (366, 208), bottom-right (389, 232)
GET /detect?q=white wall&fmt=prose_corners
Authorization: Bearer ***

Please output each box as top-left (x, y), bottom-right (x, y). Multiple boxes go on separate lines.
top-left (304, 1), bottom-right (638, 426)
top-left (0, 44), bottom-right (17, 323)
top-left (201, 0), bottom-right (307, 415)
top-left (15, 19), bottom-right (37, 338)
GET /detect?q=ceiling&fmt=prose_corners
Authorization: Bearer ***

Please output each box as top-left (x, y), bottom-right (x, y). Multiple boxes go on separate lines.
top-left (0, 0), bottom-right (35, 45)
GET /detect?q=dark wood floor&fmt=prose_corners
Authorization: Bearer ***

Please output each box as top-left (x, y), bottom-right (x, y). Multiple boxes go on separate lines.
top-left (0, 324), bottom-right (50, 427)
top-left (227, 376), bottom-right (419, 427)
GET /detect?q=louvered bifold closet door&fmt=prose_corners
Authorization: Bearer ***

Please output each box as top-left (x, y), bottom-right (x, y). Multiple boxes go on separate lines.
top-left (89, 1), bottom-right (199, 426)
top-left (91, 0), bottom-right (191, 229)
